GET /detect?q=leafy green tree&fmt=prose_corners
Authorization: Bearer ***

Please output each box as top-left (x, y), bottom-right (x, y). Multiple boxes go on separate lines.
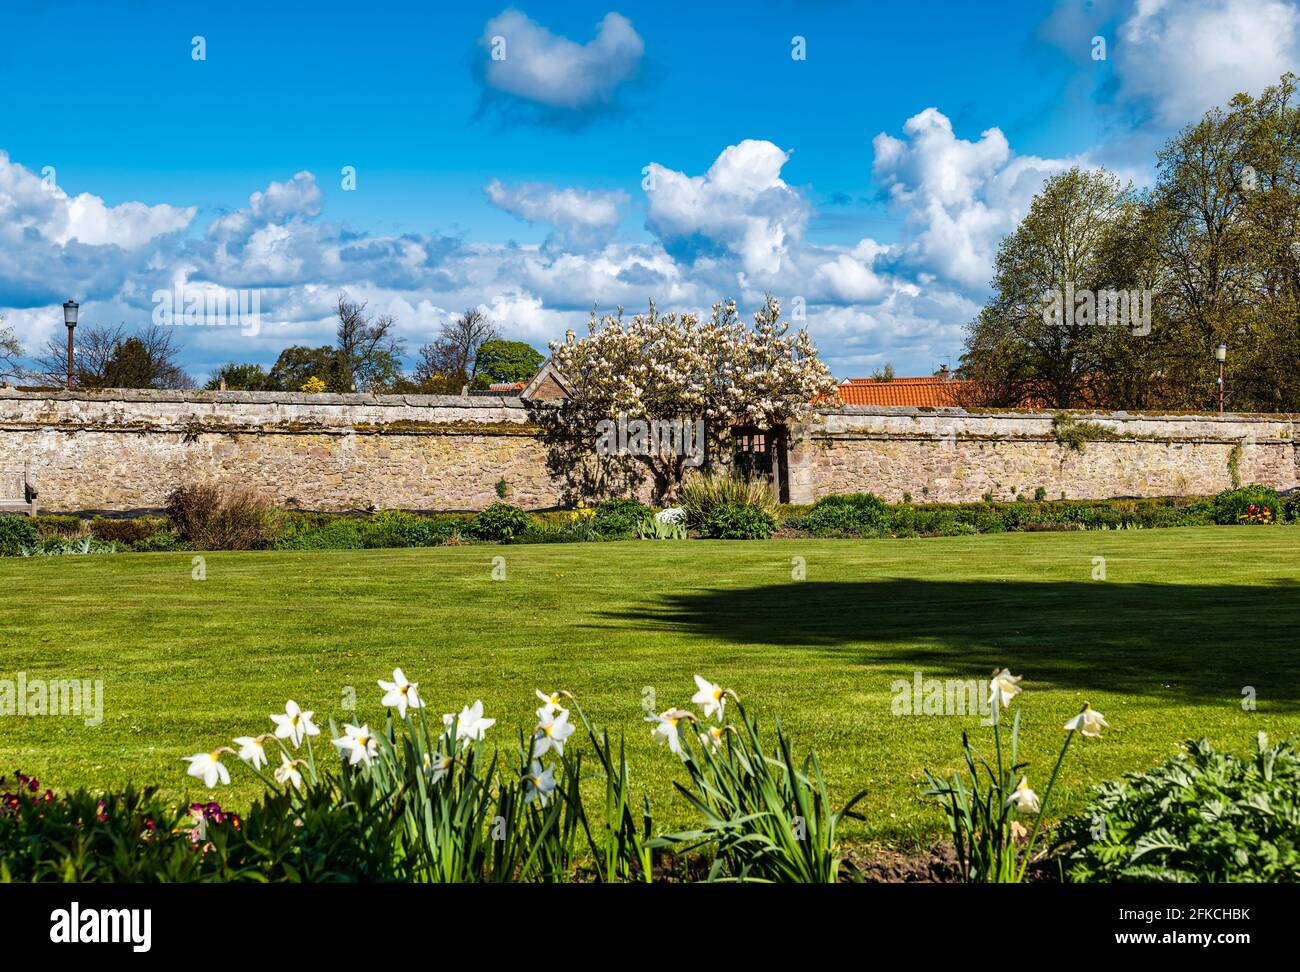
top-left (205, 363), bottom-right (275, 391)
top-left (268, 345), bottom-right (345, 392)
top-left (473, 339), bottom-right (544, 386)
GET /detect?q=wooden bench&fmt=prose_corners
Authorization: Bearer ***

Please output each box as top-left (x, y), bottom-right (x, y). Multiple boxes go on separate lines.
top-left (0, 463), bottom-right (36, 516)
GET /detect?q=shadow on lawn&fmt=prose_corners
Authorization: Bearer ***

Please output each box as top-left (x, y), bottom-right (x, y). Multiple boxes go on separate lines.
top-left (603, 578), bottom-right (1300, 706)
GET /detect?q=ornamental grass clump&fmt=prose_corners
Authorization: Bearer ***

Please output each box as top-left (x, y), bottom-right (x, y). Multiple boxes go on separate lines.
top-left (922, 669), bottom-right (1109, 883)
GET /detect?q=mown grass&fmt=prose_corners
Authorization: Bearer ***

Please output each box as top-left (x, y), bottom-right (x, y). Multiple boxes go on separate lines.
top-left (1, 526), bottom-right (1298, 845)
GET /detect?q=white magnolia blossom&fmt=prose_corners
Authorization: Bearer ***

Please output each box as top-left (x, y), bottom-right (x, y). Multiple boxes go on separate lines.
top-left (234, 735), bottom-right (269, 770)
top-left (332, 724), bottom-right (379, 766)
top-left (378, 668), bottom-right (423, 719)
top-left (184, 751), bottom-right (231, 788)
top-left (533, 707), bottom-right (576, 757)
top-left (275, 753), bottom-right (304, 790)
top-left (649, 708), bottom-right (695, 756)
top-left (988, 669), bottom-right (1023, 709)
top-left (523, 761), bottom-right (557, 805)
top-left (271, 700), bottom-right (320, 748)
top-left (1006, 776), bottom-right (1040, 814)
top-left (691, 675), bottom-right (729, 721)
top-left (543, 297), bottom-right (839, 498)
top-left (1064, 703), bottom-right (1109, 738)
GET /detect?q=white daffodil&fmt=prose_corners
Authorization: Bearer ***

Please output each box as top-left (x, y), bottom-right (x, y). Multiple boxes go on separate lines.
top-left (233, 735), bottom-right (269, 770)
top-left (332, 724), bottom-right (378, 766)
top-left (424, 752), bottom-right (454, 784)
top-left (1006, 776), bottom-right (1041, 814)
top-left (1064, 702), bottom-right (1109, 738)
top-left (183, 750), bottom-right (231, 788)
top-left (691, 675), bottom-right (728, 721)
top-left (535, 689), bottom-right (564, 718)
top-left (650, 708), bottom-right (694, 756)
top-left (988, 669), bottom-right (1023, 709)
top-left (274, 753), bottom-right (304, 790)
top-left (450, 700), bottom-right (496, 749)
top-left (523, 761), bottom-right (557, 805)
top-left (378, 668), bottom-right (423, 719)
top-left (271, 700), bottom-right (320, 748)
top-left (533, 707), bottom-right (575, 757)
top-left (699, 725), bottom-right (726, 753)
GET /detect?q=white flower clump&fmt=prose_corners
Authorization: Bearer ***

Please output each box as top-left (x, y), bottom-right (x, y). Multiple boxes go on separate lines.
top-left (655, 507), bottom-right (686, 524)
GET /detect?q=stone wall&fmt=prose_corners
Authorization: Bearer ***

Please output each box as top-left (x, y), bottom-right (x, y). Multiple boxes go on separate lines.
top-left (786, 407), bottom-right (1300, 504)
top-left (0, 389), bottom-right (1296, 512)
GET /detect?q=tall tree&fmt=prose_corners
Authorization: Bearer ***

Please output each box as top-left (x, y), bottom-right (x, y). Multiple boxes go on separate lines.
top-left (30, 323), bottom-right (191, 389)
top-left (412, 308), bottom-right (499, 390)
top-left (334, 294), bottom-right (405, 392)
top-left (0, 317), bottom-right (21, 382)
top-left (472, 339), bottom-right (544, 385)
top-left (205, 362), bottom-right (275, 391)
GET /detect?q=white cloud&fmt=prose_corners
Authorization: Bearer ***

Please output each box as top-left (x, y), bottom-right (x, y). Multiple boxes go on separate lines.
top-left (645, 139), bottom-right (809, 280)
top-left (485, 179), bottom-right (627, 251)
top-left (1114, 0), bottom-right (1300, 125)
top-left (872, 108), bottom-right (1071, 290)
top-left (478, 10), bottom-right (643, 113)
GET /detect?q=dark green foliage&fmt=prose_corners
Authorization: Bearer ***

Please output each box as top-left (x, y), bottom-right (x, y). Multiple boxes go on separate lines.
top-left (473, 339), bottom-right (545, 385)
top-left (804, 493), bottom-right (890, 536)
top-left (0, 514), bottom-right (38, 555)
top-left (1212, 485), bottom-right (1283, 524)
top-left (591, 498), bottom-right (652, 538)
top-left (699, 502), bottom-right (777, 539)
top-left (471, 502), bottom-right (531, 541)
top-left (1060, 735), bottom-right (1300, 883)
top-left (30, 514), bottom-right (83, 538)
top-left (90, 516), bottom-right (168, 545)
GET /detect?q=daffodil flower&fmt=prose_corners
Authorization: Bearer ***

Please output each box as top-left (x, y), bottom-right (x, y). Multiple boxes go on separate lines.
top-left (378, 668), bottom-right (423, 718)
top-left (1064, 702), bottom-right (1109, 738)
top-left (233, 735), bottom-right (270, 769)
top-left (523, 761), bottom-right (557, 805)
top-left (424, 752), bottom-right (454, 784)
top-left (535, 689), bottom-right (564, 718)
top-left (332, 724), bottom-right (378, 766)
top-left (274, 753), bottom-right (304, 790)
top-left (699, 725), bottom-right (725, 753)
top-left (988, 669), bottom-right (1023, 709)
top-left (1006, 776), bottom-right (1040, 814)
top-left (183, 750), bottom-right (232, 788)
top-left (533, 707), bottom-right (575, 756)
top-left (449, 700), bottom-right (496, 749)
top-left (650, 708), bottom-right (695, 756)
top-left (691, 675), bottom-right (729, 721)
top-left (271, 700), bottom-right (320, 748)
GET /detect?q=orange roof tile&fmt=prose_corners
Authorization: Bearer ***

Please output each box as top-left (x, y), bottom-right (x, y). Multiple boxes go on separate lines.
top-left (836, 376), bottom-right (968, 407)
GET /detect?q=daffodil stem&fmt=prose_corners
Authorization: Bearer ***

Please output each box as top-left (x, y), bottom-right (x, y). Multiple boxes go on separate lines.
top-left (1017, 729), bottom-right (1074, 882)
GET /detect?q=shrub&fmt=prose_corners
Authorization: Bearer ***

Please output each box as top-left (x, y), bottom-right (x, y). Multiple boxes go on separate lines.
top-left (678, 472), bottom-right (775, 529)
top-left (90, 516), bottom-right (168, 546)
top-left (471, 502), bottom-right (530, 541)
top-left (132, 530), bottom-right (187, 552)
top-left (30, 514), bottom-right (84, 539)
top-left (165, 484), bottom-right (281, 551)
top-left (359, 510), bottom-right (458, 548)
top-left (274, 518), bottom-right (365, 550)
top-left (1060, 734), bottom-right (1300, 883)
top-left (0, 515), bottom-right (39, 555)
top-left (591, 498), bottom-right (652, 539)
top-left (1285, 493), bottom-right (1300, 523)
top-left (699, 502), bottom-right (777, 540)
top-left (804, 493), bottom-right (889, 537)
top-left (1212, 485), bottom-right (1282, 525)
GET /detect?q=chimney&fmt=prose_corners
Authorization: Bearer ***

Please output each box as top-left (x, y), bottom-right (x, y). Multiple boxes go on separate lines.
top-left (937, 364), bottom-right (950, 379)
top-left (565, 328), bottom-right (576, 344)
top-left (218, 377), bottom-right (228, 391)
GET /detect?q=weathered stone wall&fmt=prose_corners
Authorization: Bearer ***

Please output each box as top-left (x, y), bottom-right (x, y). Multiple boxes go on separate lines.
top-left (0, 389), bottom-right (559, 512)
top-left (0, 390), bottom-right (1296, 512)
top-left (786, 407), bottom-right (1300, 504)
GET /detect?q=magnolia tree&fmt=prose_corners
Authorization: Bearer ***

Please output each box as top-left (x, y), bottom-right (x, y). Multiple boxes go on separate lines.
top-left (534, 297), bottom-right (838, 504)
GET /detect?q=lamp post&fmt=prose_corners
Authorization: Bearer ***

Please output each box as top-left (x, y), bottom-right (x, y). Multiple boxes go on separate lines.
top-left (62, 298), bottom-right (79, 391)
top-left (1215, 342), bottom-right (1227, 414)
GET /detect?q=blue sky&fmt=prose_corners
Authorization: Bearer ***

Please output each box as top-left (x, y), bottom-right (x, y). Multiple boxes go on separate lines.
top-left (0, 0), bottom-right (1295, 380)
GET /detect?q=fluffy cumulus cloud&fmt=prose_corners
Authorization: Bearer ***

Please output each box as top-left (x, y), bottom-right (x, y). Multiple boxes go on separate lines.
top-left (644, 140), bottom-right (810, 281)
top-left (1114, 0), bottom-right (1300, 125)
top-left (872, 109), bottom-right (1071, 290)
top-left (485, 179), bottom-right (628, 252)
top-left (477, 9), bottom-right (644, 120)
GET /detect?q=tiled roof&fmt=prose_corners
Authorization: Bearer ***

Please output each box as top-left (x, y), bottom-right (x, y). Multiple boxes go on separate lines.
top-left (836, 376), bottom-right (969, 407)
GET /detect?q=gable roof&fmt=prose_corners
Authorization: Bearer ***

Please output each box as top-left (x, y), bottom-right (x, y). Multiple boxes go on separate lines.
top-left (520, 359), bottom-right (574, 401)
top-left (836, 376), bottom-right (969, 407)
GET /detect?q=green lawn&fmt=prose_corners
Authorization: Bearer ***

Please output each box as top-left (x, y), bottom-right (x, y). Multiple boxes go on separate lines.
top-left (2, 527), bottom-right (1299, 845)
